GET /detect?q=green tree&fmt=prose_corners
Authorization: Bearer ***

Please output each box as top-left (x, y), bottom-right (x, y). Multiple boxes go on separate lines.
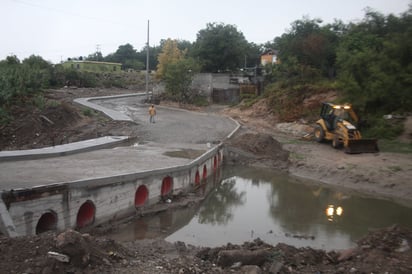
top-left (244, 42), bottom-right (263, 68)
top-left (270, 17), bottom-right (341, 80)
top-left (86, 51), bottom-right (104, 61)
top-left (22, 55), bottom-right (53, 90)
top-left (105, 43), bottom-right (140, 69)
top-left (192, 23), bottom-right (249, 72)
top-left (336, 9), bottom-right (412, 115)
top-left (0, 55), bottom-right (54, 124)
top-left (135, 45), bottom-right (162, 71)
top-left (163, 58), bottom-right (200, 103)
top-left (155, 39), bottom-right (201, 103)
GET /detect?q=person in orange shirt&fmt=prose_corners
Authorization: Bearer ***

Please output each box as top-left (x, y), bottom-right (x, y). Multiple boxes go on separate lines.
top-left (148, 104), bottom-right (156, 123)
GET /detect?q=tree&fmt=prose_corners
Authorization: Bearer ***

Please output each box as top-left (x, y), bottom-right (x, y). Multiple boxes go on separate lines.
top-left (244, 42), bottom-right (263, 68)
top-left (163, 58), bottom-right (200, 103)
top-left (336, 9), bottom-right (412, 114)
top-left (0, 55), bottom-right (52, 122)
top-left (271, 17), bottom-right (341, 80)
top-left (155, 39), bottom-right (201, 103)
top-left (105, 43), bottom-right (140, 69)
top-left (135, 45), bottom-right (161, 71)
top-left (156, 39), bottom-right (186, 79)
top-left (22, 55), bottom-right (53, 90)
top-left (192, 23), bottom-right (249, 72)
top-left (86, 51), bottom-right (104, 62)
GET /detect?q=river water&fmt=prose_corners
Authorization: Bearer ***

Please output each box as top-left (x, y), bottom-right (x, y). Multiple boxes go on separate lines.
top-left (108, 166), bottom-right (412, 251)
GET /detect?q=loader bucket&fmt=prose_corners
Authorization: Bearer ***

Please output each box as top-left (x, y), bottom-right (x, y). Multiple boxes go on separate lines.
top-left (345, 139), bottom-right (379, 154)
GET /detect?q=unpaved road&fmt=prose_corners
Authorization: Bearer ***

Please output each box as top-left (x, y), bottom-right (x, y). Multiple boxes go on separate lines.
top-left (95, 96), bottom-right (236, 144)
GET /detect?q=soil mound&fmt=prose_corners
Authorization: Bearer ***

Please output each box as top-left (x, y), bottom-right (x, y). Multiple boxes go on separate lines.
top-left (1, 226), bottom-right (410, 273)
top-left (0, 89), bottom-right (139, 151)
top-left (196, 225), bottom-right (412, 273)
top-left (224, 132), bottom-right (289, 169)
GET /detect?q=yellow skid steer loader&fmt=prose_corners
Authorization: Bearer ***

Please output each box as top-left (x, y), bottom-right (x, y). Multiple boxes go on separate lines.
top-left (313, 102), bottom-right (379, 154)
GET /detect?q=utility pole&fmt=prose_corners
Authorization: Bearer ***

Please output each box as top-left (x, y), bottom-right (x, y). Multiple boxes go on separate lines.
top-left (146, 20), bottom-right (150, 102)
top-left (96, 44), bottom-right (101, 61)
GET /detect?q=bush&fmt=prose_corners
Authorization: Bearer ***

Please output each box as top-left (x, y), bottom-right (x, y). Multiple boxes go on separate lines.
top-left (361, 116), bottom-right (404, 140)
top-left (33, 94), bottom-right (47, 109)
top-left (82, 108), bottom-right (95, 117)
top-left (192, 95), bottom-right (209, 106)
top-left (0, 107), bottom-right (11, 125)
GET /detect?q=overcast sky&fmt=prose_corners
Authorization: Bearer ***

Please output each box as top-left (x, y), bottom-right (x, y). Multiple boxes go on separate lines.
top-left (2, 0), bottom-right (410, 63)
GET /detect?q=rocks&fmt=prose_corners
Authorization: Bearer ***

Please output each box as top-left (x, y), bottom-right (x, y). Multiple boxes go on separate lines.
top-left (1, 226), bottom-right (412, 273)
top-left (55, 229), bottom-right (92, 267)
top-left (216, 248), bottom-right (272, 267)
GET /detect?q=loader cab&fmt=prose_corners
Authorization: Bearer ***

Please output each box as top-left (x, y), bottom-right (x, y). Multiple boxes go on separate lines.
top-left (320, 102), bottom-right (353, 130)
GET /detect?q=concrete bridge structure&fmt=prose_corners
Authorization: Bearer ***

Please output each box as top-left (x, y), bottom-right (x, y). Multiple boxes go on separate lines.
top-left (0, 93), bottom-right (239, 237)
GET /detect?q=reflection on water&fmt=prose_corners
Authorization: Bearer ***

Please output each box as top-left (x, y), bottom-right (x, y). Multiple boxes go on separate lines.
top-left (108, 166), bottom-right (412, 251)
top-left (326, 205), bottom-right (344, 222)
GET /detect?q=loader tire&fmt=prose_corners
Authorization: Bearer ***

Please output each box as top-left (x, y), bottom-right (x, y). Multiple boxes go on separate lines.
top-left (314, 125), bottom-right (325, 143)
top-left (332, 136), bottom-right (342, 149)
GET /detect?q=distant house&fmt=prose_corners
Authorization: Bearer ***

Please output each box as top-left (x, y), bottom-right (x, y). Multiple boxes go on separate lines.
top-left (62, 60), bottom-right (122, 73)
top-left (260, 49), bottom-right (279, 66)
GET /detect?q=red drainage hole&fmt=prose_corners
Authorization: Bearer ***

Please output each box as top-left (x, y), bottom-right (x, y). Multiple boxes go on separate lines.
top-left (202, 165), bottom-right (207, 179)
top-left (213, 156), bottom-right (218, 170)
top-left (195, 171), bottom-right (200, 185)
top-left (36, 211), bottom-right (57, 234)
top-left (135, 185), bottom-right (149, 207)
top-left (76, 200), bottom-right (95, 228)
top-left (161, 176), bottom-right (173, 196)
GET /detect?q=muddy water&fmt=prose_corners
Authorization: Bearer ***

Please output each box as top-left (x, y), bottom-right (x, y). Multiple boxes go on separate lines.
top-left (108, 166), bottom-right (412, 251)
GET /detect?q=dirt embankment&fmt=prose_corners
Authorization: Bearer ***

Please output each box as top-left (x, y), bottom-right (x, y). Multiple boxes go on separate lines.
top-left (1, 225), bottom-right (411, 273)
top-left (0, 88), bottom-right (140, 151)
top-left (221, 97), bottom-right (412, 207)
top-left (1, 88), bottom-right (412, 273)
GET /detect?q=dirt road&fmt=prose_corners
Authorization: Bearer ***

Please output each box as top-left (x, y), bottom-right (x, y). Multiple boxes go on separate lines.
top-left (95, 96), bottom-right (236, 144)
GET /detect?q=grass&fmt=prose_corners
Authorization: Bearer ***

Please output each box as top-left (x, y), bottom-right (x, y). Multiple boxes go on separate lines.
top-left (345, 163), bottom-right (357, 170)
top-left (289, 152), bottom-right (305, 160)
top-left (82, 108), bottom-right (95, 117)
top-left (387, 166), bottom-right (403, 172)
top-left (378, 139), bottom-right (412, 154)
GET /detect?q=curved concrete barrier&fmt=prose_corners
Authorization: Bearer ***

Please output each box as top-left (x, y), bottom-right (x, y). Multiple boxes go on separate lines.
top-left (1, 145), bottom-right (224, 236)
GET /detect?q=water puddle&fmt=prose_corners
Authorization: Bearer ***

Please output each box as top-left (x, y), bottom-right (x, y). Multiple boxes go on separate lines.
top-left (108, 166), bottom-right (412, 250)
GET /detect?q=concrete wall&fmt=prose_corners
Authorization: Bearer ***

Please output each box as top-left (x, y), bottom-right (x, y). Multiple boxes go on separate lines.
top-left (154, 73), bottom-right (241, 103)
top-left (0, 146), bottom-right (224, 237)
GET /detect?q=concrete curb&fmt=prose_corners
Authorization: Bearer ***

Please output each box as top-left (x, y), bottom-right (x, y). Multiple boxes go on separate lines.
top-left (74, 93), bottom-right (147, 121)
top-left (0, 136), bottom-right (131, 162)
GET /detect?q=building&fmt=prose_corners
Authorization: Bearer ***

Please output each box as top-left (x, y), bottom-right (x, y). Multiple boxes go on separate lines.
top-left (260, 49), bottom-right (279, 66)
top-left (62, 60), bottom-right (122, 73)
